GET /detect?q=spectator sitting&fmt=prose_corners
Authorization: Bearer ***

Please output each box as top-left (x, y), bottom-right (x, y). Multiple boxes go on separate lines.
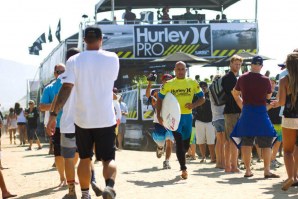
top-left (220, 14), bottom-right (228, 23)
top-left (210, 14), bottom-right (220, 23)
top-left (123, 7), bottom-right (136, 24)
top-left (158, 6), bottom-right (171, 24)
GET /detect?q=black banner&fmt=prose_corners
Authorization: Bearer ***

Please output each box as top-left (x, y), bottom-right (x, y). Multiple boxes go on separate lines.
top-left (134, 25), bottom-right (211, 58)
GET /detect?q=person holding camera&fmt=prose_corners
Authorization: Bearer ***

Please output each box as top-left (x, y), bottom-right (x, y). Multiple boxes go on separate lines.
top-left (145, 72), bottom-right (174, 169)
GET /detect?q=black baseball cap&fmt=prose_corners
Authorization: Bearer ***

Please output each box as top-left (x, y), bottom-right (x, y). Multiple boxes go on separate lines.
top-left (199, 81), bottom-right (208, 87)
top-left (251, 56), bottom-right (263, 65)
top-left (84, 26), bottom-right (102, 40)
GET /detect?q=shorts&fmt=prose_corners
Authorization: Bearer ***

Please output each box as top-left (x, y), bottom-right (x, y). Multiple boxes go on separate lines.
top-left (242, 136), bottom-right (273, 148)
top-left (152, 123), bottom-right (174, 147)
top-left (190, 127), bottom-right (196, 144)
top-left (75, 124), bottom-right (116, 161)
top-left (61, 133), bottom-right (77, 159)
top-left (176, 114), bottom-right (193, 141)
top-left (273, 124), bottom-right (282, 142)
top-left (212, 119), bottom-right (225, 132)
top-left (224, 113), bottom-right (240, 140)
top-left (27, 127), bottom-right (38, 140)
top-left (282, 117), bottom-right (298, 129)
top-left (118, 123), bottom-right (126, 135)
top-left (195, 120), bottom-right (215, 145)
top-left (53, 128), bottom-right (61, 157)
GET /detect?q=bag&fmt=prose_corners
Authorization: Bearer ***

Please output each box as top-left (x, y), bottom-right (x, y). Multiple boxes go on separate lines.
top-left (209, 77), bottom-right (226, 106)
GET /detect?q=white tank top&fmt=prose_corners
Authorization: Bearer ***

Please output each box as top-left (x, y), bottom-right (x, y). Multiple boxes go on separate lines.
top-left (17, 110), bottom-right (27, 123)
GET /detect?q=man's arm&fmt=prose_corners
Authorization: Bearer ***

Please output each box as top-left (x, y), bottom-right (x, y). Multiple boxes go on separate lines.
top-left (192, 96), bottom-right (205, 109)
top-left (122, 105), bottom-right (129, 116)
top-left (145, 81), bottom-right (152, 98)
top-left (39, 104), bottom-right (52, 111)
top-left (46, 83), bottom-right (73, 136)
top-left (232, 88), bottom-right (243, 109)
top-left (156, 95), bottom-right (163, 125)
top-left (51, 83), bottom-right (73, 114)
top-left (271, 76), bottom-right (287, 108)
top-left (39, 86), bottom-right (52, 111)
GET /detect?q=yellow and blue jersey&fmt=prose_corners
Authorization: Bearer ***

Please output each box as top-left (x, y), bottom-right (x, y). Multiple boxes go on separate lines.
top-left (158, 77), bottom-right (203, 114)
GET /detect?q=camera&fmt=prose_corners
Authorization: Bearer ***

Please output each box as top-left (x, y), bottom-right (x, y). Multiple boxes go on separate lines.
top-left (147, 71), bottom-right (157, 82)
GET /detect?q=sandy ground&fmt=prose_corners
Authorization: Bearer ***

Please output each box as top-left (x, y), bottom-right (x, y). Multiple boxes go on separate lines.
top-left (0, 133), bottom-right (297, 199)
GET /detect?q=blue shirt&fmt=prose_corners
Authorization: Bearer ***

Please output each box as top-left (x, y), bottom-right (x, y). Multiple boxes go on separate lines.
top-left (120, 102), bottom-right (128, 123)
top-left (40, 78), bottom-right (63, 128)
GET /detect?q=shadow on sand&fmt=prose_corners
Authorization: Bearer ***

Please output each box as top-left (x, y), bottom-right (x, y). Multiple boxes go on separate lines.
top-left (260, 181), bottom-right (298, 199)
top-left (192, 167), bottom-right (227, 178)
top-left (17, 186), bottom-right (67, 199)
top-left (127, 176), bottom-right (183, 188)
top-left (22, 168), bottom-right (56, 176)
top-left (122, 166), bottom-right (163, 174)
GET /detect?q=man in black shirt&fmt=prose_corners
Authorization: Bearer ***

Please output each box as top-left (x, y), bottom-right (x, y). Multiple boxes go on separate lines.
top-left (221, 55), bottom-right (242, 173)
top-left (123, 7), bottom-right (136, 24)
top-left (194, 81), bottom-right (215, 163)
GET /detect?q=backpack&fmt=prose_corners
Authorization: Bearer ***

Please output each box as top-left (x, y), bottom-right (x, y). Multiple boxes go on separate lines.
top-left (209, 77), bottom-right (226, 106)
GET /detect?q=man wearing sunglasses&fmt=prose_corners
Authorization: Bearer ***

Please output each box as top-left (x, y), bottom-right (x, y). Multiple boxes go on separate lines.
top-left (40, 63), bottom-right (66, 187)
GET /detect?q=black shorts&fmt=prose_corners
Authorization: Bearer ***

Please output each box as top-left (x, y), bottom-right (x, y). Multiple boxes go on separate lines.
top-left (27, 127), bottom-right (38, 140)
top-left (53, 128), bottom-right (61, 157)
top-left (242, 136), bottom-right (273, 148)
top-left (75, 124), bottom-right (116, 161)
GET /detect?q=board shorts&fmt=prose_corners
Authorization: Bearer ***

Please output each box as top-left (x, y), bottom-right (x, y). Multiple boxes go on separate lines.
top-left (175, 114), bottom-right (192, 141)
top-left (152, 123), bottom-right (174, 147)
top-left (61, 133), bottom-right (77, 159)
top-left (273, 124), bottom-right (282, 142)
top-left (189, 127), bottom-right (196, 144)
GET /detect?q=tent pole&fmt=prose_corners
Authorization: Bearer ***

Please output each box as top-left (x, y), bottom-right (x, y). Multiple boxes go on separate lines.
top-left (111, 0), bottom-right (115, 23)
top-left (255, 0), bottom-right (258, 22)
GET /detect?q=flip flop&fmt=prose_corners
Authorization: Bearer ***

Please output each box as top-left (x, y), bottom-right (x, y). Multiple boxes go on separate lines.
top-left (291, 181), bottom-right (298, 187)
top-left (244, 173), bottom-right (254, 178)
top-left (264, 173), bottom-right (280, 178)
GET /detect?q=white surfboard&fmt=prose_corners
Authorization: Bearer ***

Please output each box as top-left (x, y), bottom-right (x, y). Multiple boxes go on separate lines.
top-left (161, 92), bottom-right (181, 131)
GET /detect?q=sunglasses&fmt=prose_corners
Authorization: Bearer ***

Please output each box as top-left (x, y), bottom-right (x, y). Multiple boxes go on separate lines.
top-left (55, 70), bottom-right (65, 74)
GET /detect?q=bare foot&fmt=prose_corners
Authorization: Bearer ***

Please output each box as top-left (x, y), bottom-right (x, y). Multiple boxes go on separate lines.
top-left (231, 168), bottom-right (241, 173)
top-left (225, 166), bottom-right (232, 173)
top-left (215, 164), bottom-right (224, 169)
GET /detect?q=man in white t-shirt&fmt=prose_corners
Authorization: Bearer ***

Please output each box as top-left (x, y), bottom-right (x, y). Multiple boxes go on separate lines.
top-left (47, 26), bottom-right (119, 199)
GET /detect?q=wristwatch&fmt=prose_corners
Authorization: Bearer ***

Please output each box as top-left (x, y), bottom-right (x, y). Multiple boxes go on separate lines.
top-left (50, 112), bottom-right (57, 117)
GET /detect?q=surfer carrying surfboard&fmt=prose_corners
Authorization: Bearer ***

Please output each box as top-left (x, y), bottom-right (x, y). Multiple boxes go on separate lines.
top-left (156, 61), bottom-right (205, 179)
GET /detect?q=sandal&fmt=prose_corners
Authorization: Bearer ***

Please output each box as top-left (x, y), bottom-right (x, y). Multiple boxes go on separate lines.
top-left (282, 178), bottom-right (294, 191)
top-left (264, 173), bottom-right (280, 178)
top-left (244, 173), bottom-right (254, 178)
